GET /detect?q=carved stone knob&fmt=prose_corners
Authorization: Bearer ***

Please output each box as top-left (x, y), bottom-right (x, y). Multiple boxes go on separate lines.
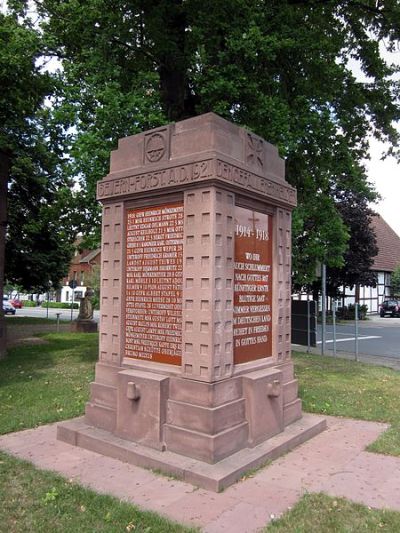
top-left (266, 379), bottom-right (281, 398)
top-left (127, 381), bottom-right (141, 401)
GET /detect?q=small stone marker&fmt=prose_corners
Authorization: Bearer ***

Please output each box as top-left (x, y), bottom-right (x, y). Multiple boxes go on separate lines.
top-left (58, 113), bottom-right (325, 489)
top-left (71, 287), bottom-right (97, 333)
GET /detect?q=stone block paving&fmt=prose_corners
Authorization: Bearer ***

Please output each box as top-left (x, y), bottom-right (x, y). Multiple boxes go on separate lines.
top-left (1, 415), bottom-right (399, 532)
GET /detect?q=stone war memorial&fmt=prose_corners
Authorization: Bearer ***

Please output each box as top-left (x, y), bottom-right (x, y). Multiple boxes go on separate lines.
top-left (58, 113), bottom-right (325, 491)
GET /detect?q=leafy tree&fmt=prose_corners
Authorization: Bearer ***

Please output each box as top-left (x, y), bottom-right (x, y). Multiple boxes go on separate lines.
top-left (391, 264), bottom-right (400, 296)
top-left (327, 190), bottom-right (379, 297)
top-left (0, 13), bottom-right (76, 296)
top-left (10, 0), bottom-right (400, 282)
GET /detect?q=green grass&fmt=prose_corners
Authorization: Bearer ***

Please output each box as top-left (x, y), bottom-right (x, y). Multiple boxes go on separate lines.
top-left (0, 333), bottom-right (97, 434)
top-left (0, 330), bottom-right (198, 532)
top-left (293, 351), bottom-right (400, 455)
top-left (5, 316), bottom-right (59, 325)
top-left (265, 493), bottom-right (400, 532)
top-left (0, 451), bottom-right (196, 533)
top-left (2, 333), bottom-right (400, 531)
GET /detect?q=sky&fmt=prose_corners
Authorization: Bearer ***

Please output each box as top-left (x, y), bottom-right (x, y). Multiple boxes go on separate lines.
top-left (353, 43), bottom-right (400, 237)
top-left (367, 139), bottom-right (400, 236)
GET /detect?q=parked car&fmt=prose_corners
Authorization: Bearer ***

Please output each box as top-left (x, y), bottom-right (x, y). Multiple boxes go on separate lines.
top-left (9, 299), bottom-right (23, 309)
top-left (379, 299), bottom-right (400, 317)
top-left (3, 300), bottom-right (16, 315)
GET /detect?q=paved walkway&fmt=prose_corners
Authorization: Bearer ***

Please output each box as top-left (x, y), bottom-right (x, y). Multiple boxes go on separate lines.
top-left (1, 415), bottom-right (399, 532)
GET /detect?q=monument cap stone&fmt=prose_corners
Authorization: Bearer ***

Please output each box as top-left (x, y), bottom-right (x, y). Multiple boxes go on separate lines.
top-left (98, 112), bottom-right (296, 208)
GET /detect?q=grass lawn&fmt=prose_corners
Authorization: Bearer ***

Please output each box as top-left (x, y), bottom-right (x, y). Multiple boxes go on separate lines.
top-left (2, 331), bottom-right (400, 531)
top-left (293, 351), bottom-right (400, 456)
top-left (0, 451), bottom-right (196, 533)
top-left (5, 316), bottom-right (59, 325)
top-left (265, 493), bottom-right (400, 532)
top-left (0, 332), bottom-right (97, 434)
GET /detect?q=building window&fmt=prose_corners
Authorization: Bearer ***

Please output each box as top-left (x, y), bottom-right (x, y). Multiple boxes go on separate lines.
top-left (80, 271), bottom-right (85, 285)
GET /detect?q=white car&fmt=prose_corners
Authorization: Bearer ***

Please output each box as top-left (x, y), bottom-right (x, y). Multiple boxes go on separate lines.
top-left (3, 300), bottom-right (16, 315)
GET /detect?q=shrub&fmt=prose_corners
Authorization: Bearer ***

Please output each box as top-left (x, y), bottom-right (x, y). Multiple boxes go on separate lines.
top-left (41, 302), bottom-right (79, 309)
top-left (22, 300), bottom-right (36, 307)
top-left (336, 304), bottom-right (368, 320)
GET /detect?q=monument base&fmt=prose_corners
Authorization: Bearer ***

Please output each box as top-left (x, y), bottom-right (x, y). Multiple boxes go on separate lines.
top-left (71, 319), bottom-right (98, 333)
top-left (57, 413), bottom-right (326, 492)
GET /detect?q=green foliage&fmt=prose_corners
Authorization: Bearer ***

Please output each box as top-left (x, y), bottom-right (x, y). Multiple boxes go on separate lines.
top-left (391, 264), bottom-right (400, 296)
top-left (0, 13), bottom-right (51, 153)
top-left (336, 303), bottom-right (369, 320)
top-left (9, 1), bottom-right (400, 284)
top-left (328, 191), bottom-right (378, 294)
top-left (0, 12), bottom-right (77, 292)
top-left (40, 302), bottom-right (79, 309)
top-left (21, 300), bottom-right (36, 307)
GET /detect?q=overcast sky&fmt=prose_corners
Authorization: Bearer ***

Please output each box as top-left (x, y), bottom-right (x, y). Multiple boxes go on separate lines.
top-left (358, 44), bottom-right (400, 237)
top-left (367, 138), bottom-right (400, 236)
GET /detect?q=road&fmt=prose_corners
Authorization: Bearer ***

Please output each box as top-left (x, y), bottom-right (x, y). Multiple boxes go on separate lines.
top-left (315, 315), bottom-right (400, 358)
top-left (7, 306), bottom-right (100, 322)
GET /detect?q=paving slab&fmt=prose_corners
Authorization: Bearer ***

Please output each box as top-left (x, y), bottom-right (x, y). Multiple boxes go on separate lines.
top-left (0, 415), bottom-right (398, 532)
top-left (57, 413), bottom-right (326, 492)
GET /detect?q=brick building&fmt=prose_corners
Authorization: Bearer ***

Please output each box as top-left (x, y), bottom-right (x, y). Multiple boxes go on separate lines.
top-left (59, 247), bottom-right (101, 303)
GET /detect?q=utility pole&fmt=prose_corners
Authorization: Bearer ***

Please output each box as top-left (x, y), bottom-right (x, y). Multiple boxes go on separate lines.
top-left (0, 150), bottom-right (10, 360)
top-left (321, 263), bottom-right (327, 356)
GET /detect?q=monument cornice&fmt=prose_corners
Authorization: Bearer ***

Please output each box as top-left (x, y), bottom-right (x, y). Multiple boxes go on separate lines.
top-left (97, 154), bottom-right (297, 208)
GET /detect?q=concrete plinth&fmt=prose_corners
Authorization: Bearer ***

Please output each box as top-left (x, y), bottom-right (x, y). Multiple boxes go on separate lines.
top-left (57, 413), bottom-right (326, 492)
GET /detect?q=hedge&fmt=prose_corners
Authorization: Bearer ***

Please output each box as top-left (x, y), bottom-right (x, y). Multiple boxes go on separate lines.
top-left (21, 300), bottom-right (36, 307)
top-left (40, 302), bottom-right (79, 309)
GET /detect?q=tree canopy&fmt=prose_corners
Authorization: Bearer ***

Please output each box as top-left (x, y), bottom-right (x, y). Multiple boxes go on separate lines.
top-left (9, 0), bottom-right (400, 287)
top-left (391, 264), bottom-right (400, 296)
top-left (1, 12), bottom-right (76, 293)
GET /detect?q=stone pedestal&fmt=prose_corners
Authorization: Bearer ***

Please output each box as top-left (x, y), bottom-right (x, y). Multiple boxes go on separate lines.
top-left (58, 113), bottom-right (325, 490)
top-left (71, 319), bottom-right (98, 333)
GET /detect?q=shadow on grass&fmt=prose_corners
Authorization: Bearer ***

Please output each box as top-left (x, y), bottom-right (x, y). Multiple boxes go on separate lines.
top-left (0, 333), bottom-right (98, 388)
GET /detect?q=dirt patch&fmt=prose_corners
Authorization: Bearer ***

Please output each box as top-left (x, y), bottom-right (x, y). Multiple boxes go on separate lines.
top-left (10, 337), bottom-right (50, 347)
top-left (5, 323), bottom-right (70, 347)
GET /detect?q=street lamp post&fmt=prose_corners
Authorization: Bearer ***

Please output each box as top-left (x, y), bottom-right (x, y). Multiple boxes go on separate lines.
top-left (46, 280), bottom-right (52, 319)
top-left (69, 279), bottom-right (78, 321)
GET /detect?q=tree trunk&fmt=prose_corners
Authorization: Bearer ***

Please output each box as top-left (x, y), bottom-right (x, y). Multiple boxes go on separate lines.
top-left (150, 0), bottom-right (199, 121)
top-left (0, 150), bottom-right (11, 360)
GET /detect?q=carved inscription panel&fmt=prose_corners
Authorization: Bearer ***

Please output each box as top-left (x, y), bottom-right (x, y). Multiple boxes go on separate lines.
top-left (125, 203), bottom-right (184, 365)
top-left (234, 207), bottom-right (273, 364)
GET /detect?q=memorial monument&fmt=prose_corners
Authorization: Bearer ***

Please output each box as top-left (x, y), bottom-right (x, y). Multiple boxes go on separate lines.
top-left (58, 113), bottom-right (325, 491)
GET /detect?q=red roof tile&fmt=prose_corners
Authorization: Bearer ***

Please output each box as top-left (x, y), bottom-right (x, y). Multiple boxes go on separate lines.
top-left (371, 214), bottom-right (400, 272)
